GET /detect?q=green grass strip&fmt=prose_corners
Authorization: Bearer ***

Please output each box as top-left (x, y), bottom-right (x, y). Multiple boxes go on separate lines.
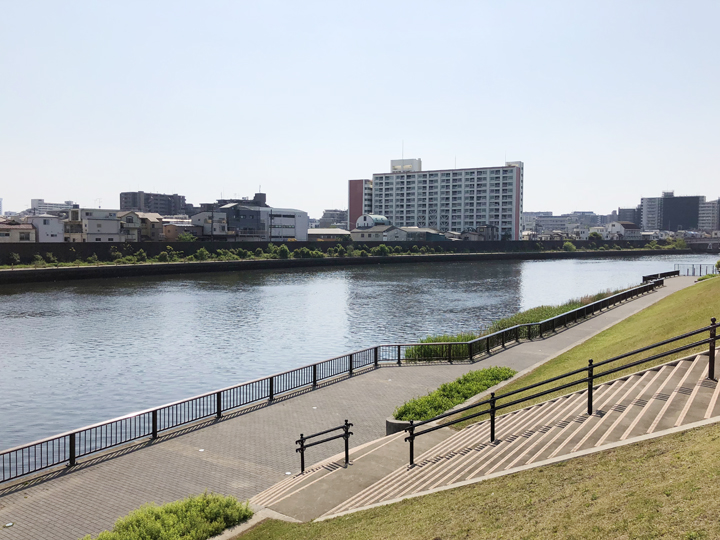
top-left (81, 492), bottom-right (252, 540)
top-left (393, 366), bottom-right (516, 421)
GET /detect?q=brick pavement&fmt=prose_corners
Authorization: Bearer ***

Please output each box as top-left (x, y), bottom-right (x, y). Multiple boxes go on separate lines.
top-left (0, 277), bottom-right (695, 539)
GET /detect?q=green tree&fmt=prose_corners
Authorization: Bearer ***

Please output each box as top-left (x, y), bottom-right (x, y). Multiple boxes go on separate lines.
top-left (278, 244), bottom-right (290, 259)
top-left (589, 232), bottom-right (602, 241)
top-left (177, 232), bottom-right (197, 242)
top-left (562, 241), bottom-right (577, 252)
top-left (194, 247), bottom-right (211, 261)
top-left (9, 252), bottom-right (20, 265)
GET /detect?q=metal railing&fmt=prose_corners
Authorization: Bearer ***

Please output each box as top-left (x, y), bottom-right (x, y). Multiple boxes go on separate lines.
top-left (404, 318), bottom-right (718, 466)
top-left (642, 270), bottom-right (680, 282)
top-left (0, 278), bottom-right (663, 484)
top-left (296, 420), bottom-right (353, 473)
top-left (674, 264), bottom-right (718, 277)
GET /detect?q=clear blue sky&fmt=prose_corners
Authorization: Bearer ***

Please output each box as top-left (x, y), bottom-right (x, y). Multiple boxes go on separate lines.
top-left (1, 1), bottom-right (718, 218)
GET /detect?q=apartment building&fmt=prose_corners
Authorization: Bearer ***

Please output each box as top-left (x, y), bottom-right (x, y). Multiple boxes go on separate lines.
top-left (641, 191), bottom-right (705, 231)
top-left (698, 199), bottom-right (720, 231)
top-left (348, 179), bottom-right (373, 230)
top-left (30, 199), bottom-right (76, 214)
top-left (369, 160), bottom-right (523, 240)
top-left (24, 214), bottom-right (64, 242)
top-left (120, 191), bottom-right (186, 216)
top-left (65, 207), bottom-right (121, 242)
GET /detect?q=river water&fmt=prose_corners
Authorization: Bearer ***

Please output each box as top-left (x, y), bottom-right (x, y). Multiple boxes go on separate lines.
top-left (1, 253), bottom-right (716, 450)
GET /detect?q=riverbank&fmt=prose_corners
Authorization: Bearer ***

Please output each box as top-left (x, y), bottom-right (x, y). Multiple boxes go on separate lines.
top-left (0, 248), bottom-right (693, 284)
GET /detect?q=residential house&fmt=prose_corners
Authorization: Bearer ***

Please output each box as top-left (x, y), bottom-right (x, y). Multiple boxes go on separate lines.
top-left (0, 222), bottom-right (36, 243)
top-left (24, 214), bottom-right (63, 242)
top-left (606, 221), bottom-right (642, 240)
top-left (351, 225), bottom-right (406, 242)
top-left (307, 228), bottom-right (351, 241)
top-left (64, 207), bottom-right (121, 242)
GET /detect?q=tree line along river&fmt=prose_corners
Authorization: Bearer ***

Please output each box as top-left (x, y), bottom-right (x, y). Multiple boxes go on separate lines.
top-left (0, 253), bottom-right (716, 451)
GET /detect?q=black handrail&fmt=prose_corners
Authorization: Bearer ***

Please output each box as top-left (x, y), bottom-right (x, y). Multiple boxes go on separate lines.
top-left (643, 270), bottom-right (680, 282)
top-left (404, 317), bottom-right (718, 466)
top-left (295, 420), bottom-right (353, 473)
top-left (0, 277), bottom-right (663, 484)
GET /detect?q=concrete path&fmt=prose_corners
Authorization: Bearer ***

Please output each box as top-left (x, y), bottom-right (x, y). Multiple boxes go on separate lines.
top-left (0, 277), bottom-right (696, 539)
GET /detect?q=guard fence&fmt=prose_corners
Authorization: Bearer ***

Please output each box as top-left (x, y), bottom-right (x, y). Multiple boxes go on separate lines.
top-left (404, 318), bottom-right (717, 466)
top-left (1, 277), bottom-right (664, 483)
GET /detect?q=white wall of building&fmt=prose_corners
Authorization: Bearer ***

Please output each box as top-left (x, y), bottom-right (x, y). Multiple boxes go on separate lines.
top-left (24, 215), bottom-right (64, 242)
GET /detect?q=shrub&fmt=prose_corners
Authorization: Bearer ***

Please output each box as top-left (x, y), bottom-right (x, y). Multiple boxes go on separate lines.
top-left (33, 254), bottom-right (46, 266)
top-left (335, 245), bottom-right (346, 257)
top-left (394, 245), bottom-right (403, 254)
top-left (562, 241), bottom-right (576, 252)
top-left (110, 248), bottom-right (123, 261)
top-left (134, 249), bottom-right (148, 262)
top-left (697, 274), bottom-right (719, 282)
top-left (254, 248), bottom-right (264, 258)
top-left (44, 252), bottom-right (57, 263)
top-left (9, 252), bottom-right (20, 265)
top-left (394, 367), bottom-right (516, 421)
top-left (80, 492), bottom-right (252, 540)
top-left (86, 253), bottom-right (99, 264)
top-left (411, 245), bottom-right (419, 253)
top-left (177, 232), bottom-right (197, 242)
top-left (278, 245), bottom-right (290, 259)
top-left (194, 247), bottom-right (211, 261)
top-left (157, 251), bottom-right (170, 262)
top-left (121, 256), bottom-right (137, 264)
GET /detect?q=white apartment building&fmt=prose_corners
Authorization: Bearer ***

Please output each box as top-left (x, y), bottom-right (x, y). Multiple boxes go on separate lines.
top-left (65, 208), bottom-right (121, 242)
top-left (30, 199), bottom-right (76, 214)
top-left (24, 214), bottom-right (64, 242)
top-left (191, 212), bottom-right (229, 237)
top-left (699, 200), bottom-right (720, 231)
top-left (371, 160), bottom-right (524, 240)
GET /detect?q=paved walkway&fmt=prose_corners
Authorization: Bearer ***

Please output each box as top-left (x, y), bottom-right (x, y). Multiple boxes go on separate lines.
top-left (0, 277), bottom-right (696, 539)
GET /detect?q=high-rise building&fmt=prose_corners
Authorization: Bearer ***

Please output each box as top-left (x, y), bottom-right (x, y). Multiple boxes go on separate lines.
top-left (641, 191), bottom-right (705, 231)
top-left (348, 179), bottom-right (373, 230)
top-left (699, 199), bottom-right (720, 231)
top-left (318, 209), bottom-right (348, 228)
top-left (618, 207), bottom-right (641, 227)
top-left (369, 160), bottom-right (524, 239)
top-left (120, 191), bottom-right (187, 216)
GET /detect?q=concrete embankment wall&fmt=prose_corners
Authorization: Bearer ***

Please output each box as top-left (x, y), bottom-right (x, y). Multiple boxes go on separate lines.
top-left (0, 249), bottom-right (692, 285)
top-left (0, 239), bottom-right (657, 265)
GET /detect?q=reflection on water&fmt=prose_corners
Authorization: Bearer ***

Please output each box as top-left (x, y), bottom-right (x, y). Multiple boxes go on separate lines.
top-left (0, 253), bottom-right (714, 449)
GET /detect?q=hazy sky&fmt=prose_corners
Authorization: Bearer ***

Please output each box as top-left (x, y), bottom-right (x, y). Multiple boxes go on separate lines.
top-left (2, 1), bottom-right (718, 218)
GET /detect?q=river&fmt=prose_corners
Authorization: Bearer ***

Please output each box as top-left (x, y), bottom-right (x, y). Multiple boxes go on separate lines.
top-left (1, 253), bottom-right (716, 450)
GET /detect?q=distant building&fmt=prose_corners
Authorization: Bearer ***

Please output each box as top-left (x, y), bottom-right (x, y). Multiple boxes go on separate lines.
top-left (24, 214), bottom-right (64, 242)
top-left (318, 209), bottom-right (348, 229)
top-left (30, 199), bottom-right (75, 214)
top-left (370, 159), bottom-right (524, 240)
top-left (618, 207), bottom-right (641, 227)
top-left (65, 207), bottom-right (121, 242)
top-left (119, 191), bottom-right (187, 216)
top-left (607, 221), bottom-right (642, 240)
top-left (355, 214), bottom-right (391, 230)
top-left (163, 223), bottom-right (203, 241)
top-left (521, 211), bottom-right (552, 232)
top-left (191, 212), bottom-right (229, 238)
top-left (308, 228), bottom-right (351, 241)
top-left (0, 222), bottom-right (36, 243)
top-left (641, 191), bottom-right (705, 231)
top-left (699, 199), bottom-right (720, 232)
top-left (348, 179), bottom-right (373, 230)
top-left (351, 225), bottom-right (407, 242)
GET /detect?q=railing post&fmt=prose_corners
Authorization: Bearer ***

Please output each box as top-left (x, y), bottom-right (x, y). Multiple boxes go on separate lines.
top-left (374, 347), bottom-right (379, 368)
top-left (269, 376), bottom-right (274, 401)
top-left (216, 391), bottom-right (222, 419)
top-left (349, 354), bottom-right (354, 377)
top-left (468, 342), bottom-right (473, 362)
top-left (486, 336), bottom-right (490, 353)
top-left (552, 317), bottom-right (556, 333)
top-left (710, 318), bottom-right (717, 381)
top-left (312, 364), bottom-right (317, 389)
top-left (298, 434), bottom-right (306, 473)
top-left (152, 409), bottom-right (158, 439)
top-left (539, 322), bottom-right (543, 339)
top-left (515, 327), bottom-right (519, 343)
top-left (490, 392), bottom-right (497, 442)
top-left (407, 420), bottom-right (415, 466)
top-left (68, 433), bottom-right (76, 467)
top-left (397, 345), bottom-right (402, 366)
top-left (343, 419), bottom-right (353, 467)
top-left (587, 359), bottom-right (594, 415)
top-left (447, 343), bottom-right (452, 364)
top-left (501, 330), bottom-right (505, 348)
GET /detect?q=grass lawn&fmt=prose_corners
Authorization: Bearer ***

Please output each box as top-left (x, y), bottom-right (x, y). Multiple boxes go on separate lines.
top-left (239, 421), bottom-right (720, 540)
top-left (238, 278), bottom-right (720, 539)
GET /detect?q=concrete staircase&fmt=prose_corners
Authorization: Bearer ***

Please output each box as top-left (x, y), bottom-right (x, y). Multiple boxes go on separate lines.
top-left (252, 354), bottom-right (719, 521)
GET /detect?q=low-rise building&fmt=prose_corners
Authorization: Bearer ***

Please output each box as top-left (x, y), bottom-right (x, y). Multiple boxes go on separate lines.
top-left (355, 214), bottom-right (391, 230)
top-left (64, 207), bottom-right (121, 242)
top-left (0, 222), bottom-right (36, 243)
top-left (351, 225), bottom-right (407, 242)
top-left (401, 227), bottom-right (448, 242)
top-left (191, 212), bottom-right (229, 239)
top-left (163, 223), bottom-right (203, 241)
top-left (606, 221), bottom-right (642, 240)
top-left (23, 214), bottom-right (64, 242)
top-left (308, 228), bottom-right (352, 241)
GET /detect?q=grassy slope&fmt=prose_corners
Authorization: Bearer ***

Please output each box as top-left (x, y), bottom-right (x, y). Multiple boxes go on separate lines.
top-left (241, 422), bottom-right (720, 540)
top-left (240, 278), bottom-right (720, 540)
top-left (453, 277), bottom-right (720, 428)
